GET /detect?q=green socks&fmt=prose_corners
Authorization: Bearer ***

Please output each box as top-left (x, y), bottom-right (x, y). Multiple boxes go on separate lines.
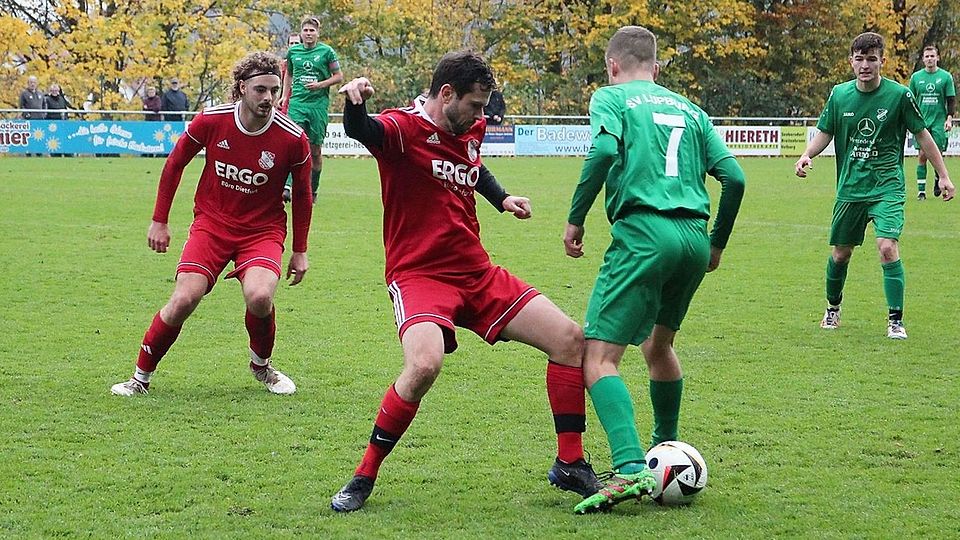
top-left (917, 163), bottom-right (927, 193)
top-left (589, 375), bottom-right (644, 470)
top-left (650, 378), bottom-right (683, 447)
top-left (826, 257), bottom-right (848, 307)
top-left (882, 259), bottom-right (904, 312)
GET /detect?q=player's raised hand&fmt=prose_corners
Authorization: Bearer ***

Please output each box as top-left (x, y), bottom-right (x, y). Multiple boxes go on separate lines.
top-left (795, 155), bottom-right (813, 178)
top-left (287, 252), bottom-right (309, 286)
top-left (147, 221), bottom-right (171, 253)
top-left (503, 195), bottom-right (531, 219)
top-left (563, 223), bottom-right (585, 258)
top-left (938, 176), bottom-right (956, 201)
top-left (338, 77), bottom-right (375, 105)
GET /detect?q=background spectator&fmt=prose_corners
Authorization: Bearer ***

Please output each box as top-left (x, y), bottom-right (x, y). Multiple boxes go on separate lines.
top-left (160, 78), bottom-right (188, 121)
top-left (485, 89), bottom-right (506, 125)
top-left (142, 86), bottom-right (162, 121)
top-left (19, 76), bottom-right (45, 119)
top-left (44, 83), bottom-right (71, 120)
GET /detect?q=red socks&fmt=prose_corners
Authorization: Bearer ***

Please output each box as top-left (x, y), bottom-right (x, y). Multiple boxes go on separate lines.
top-left (246, 307), bottom-right (276, 363)
top-left (355, 385), bottom-right (420, 479)
top-left (546, 361), bottom-right (586, 463)
top-left (135, 312), bottom-right (182, 374)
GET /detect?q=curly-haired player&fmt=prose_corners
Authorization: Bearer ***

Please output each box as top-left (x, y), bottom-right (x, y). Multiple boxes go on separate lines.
top-left (111, 52), bottom-right (314, 396)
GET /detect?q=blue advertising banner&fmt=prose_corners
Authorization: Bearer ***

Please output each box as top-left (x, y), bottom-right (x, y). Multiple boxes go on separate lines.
top-left (514, 125), bottom-right (592, 156)
top-left (0, 119), bottom-right (186, 155)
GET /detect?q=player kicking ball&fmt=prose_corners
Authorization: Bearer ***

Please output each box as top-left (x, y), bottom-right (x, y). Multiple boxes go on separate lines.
top-left (111, 52), bottom-right (313, 396)
top-left (330, 51), bottom-right (601, 512)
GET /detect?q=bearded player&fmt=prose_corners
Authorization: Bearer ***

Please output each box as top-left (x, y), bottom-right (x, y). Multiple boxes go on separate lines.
top-left (111, 52), bottom-right (313, 396)
top-left (328, 51), bottom-right (601, 512)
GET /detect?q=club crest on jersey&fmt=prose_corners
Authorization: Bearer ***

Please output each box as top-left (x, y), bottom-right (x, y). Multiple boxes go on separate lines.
top-left (466, 138), bottom-right (480, 162)
top-left (876, 108), bottom-right (888, 122)
top-left (258, 151), bottom-right (276, 170)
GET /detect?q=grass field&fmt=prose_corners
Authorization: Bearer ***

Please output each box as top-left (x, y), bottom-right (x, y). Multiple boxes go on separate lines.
top-left (1, 155), bottom-right (959, 538)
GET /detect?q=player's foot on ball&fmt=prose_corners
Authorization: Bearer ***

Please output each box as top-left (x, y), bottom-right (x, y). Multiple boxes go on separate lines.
top-left (573, 469), bottom-right (656, 514)
top-left (887, 319), bottom-right (907, 340)
top-left (548, 457), bottom-right (603, 497)
top-left (820, 307), bottom-right (841, 329)
top-left (111, 378), bottom-right (148, 396)
top-left (282, 186), bottom-right (292, 203)
top-left (251, 362), bottom-right (296, 394)
top-left (917, 191), bottom-right (926, 201)
top-left (331, 475), bottom-right (375, 512)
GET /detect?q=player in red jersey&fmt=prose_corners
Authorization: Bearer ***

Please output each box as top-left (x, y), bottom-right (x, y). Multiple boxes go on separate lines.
top-left (110, 52), bottom-right (313, 397)
top-left (329, 51), bottom-right (601, 512)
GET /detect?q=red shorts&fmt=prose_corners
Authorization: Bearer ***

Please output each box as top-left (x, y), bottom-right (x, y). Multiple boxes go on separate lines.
top-left (387, 266), bottom-right (540, 353)
top-left (177, 219), bottom-right (285, 292)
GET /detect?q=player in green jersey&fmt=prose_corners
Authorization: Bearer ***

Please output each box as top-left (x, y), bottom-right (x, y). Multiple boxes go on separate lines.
top-left (796, 33), bottom-right (955, 340)
top-left (279, 15), bottom-right (343, 203)
top-left (563, 25), bottom-right (745, 514)
top-left (909, 45), bottom-right (955, 200)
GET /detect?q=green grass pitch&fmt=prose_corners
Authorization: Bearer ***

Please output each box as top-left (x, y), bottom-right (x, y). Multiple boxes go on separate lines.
top-left (1, 155), bottom-right (958, 538)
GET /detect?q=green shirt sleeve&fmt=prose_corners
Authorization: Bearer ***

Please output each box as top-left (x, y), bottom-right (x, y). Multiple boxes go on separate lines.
top-left (816, 87), bottom-right (836, 135)
top-left (567, 89), bottom-right (622, 225)
top-left (946, 71), bottom-right (956, 98)
top-left (708, 156), bottom-right (745, 249)
top-left (903, 87), bottom-right (927, 134)
top-left (568, 132), bottom-right (617, 226)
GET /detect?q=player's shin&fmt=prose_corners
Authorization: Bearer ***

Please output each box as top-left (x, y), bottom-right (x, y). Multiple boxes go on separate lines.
top-left (589, 375), bottom-right (645, 470)
top-left (649, 378), bottom-right (683, 447)
top-left (546, 361), bottom-right (586, 463)
top-left (355, 384), bottom-right (420, 479)
top-left (246, 307), bottom-right (276, 367)
top-left (135, 311), bottom-right (183, 384)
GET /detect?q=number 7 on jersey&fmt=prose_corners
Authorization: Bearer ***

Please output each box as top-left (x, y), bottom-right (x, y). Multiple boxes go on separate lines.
top-left (652, 112), bottom-right (686, 177)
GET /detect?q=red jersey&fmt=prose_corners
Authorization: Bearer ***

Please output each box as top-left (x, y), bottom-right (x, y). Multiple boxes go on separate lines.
top-left (372, 96), bottom-right (491, 280)
top-left (152, 102), bottom-right (313, 252)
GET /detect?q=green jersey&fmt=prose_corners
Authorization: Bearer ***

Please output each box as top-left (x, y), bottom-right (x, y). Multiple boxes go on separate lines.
top-left (909, 67), bottom-right (956, 131)
top-left (569, 80), bottom-right (732, 225)
top-left (817, 78), bottom-right (925, 202)
top-left (286, 43), bottom-right (340, 106)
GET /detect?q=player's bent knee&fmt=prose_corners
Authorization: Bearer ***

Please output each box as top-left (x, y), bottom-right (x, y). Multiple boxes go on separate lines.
top-left (244, 291), bottom-right (274, 317)
top-left (548, 322), bottom-right (585, 366)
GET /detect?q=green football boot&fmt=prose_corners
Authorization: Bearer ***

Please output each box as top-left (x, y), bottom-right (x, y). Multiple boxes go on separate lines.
top-left (573, 469), bottom-right (656, 514)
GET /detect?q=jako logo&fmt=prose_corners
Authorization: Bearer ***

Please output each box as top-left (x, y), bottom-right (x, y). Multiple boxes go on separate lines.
top-left (215, 161), bottom-right (269, 186)
top-left (431, 160), bottom-right (480, 187)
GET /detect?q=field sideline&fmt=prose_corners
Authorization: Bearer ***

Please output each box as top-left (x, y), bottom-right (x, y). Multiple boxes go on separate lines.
top-left (1, 156), bottom-right (958, 538)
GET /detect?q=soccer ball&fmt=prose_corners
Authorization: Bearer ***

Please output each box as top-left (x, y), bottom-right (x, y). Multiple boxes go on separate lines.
top-left (645, 441), bottom-right (708, 505)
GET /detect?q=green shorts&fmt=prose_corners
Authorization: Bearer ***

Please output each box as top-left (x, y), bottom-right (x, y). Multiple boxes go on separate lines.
top-left (912, 128), bottom-right (947, 151)
top-left (829, 199), bottom-right (904, 246)
top-left (287, 102), bottom-right (329, 146)
top-left (584, 211), bottom-right (710, 346)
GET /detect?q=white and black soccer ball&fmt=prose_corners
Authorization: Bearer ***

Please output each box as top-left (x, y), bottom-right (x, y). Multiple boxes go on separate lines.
top-left (645, 440), bottom-right (708, 505)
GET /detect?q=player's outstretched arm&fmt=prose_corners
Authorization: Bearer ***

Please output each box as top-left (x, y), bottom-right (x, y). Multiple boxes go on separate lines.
top-left (287, 252), bottom-right (309, 286)
top-left (795, 131), bottom-right (833, 177)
